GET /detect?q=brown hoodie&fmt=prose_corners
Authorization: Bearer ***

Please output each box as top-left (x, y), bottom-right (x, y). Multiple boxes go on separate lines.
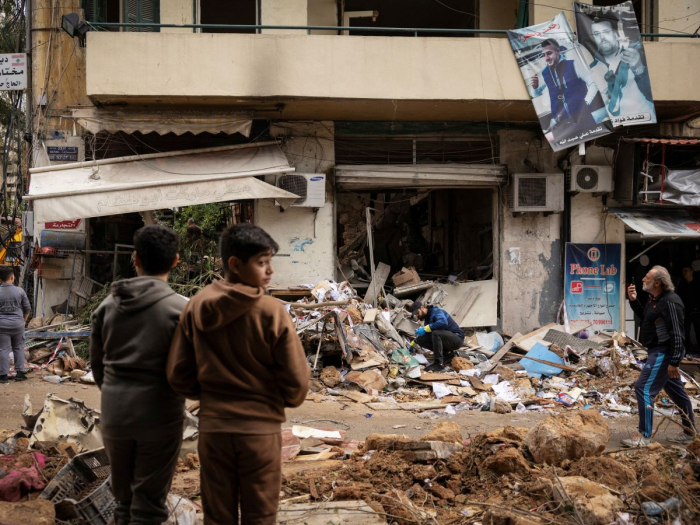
top-left (166, 280), bottom-right (309, 434)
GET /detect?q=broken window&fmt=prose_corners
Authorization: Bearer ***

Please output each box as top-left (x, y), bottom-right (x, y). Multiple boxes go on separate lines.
top-left (200, 0), bottom-right (257, 34)
top-left (344, 0), bottom-right (477, 37)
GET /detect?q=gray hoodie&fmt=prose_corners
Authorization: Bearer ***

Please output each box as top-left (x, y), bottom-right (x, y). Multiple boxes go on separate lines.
top-left (90, 277), bottom-right (188, 440)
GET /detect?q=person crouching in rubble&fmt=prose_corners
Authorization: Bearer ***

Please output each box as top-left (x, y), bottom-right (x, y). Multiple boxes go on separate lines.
top-left (409, 300), bottom-right (465, 372)
top-left (90, 225), bottom-right (187, 525)
top-left (167, 223), bottom-right (310, 525)
top-left (623, 265), bottom-right (697, 447)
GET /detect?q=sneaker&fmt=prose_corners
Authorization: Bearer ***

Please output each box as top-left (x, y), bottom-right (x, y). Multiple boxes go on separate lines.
top-left (424, 362), bottom-right (445, 373)
top-left (0, 375), bottom-right (7, 384)
top-left (13, 371), bottom-right (27, 382)
top-left (621, 435), bottom-right (653, 448)
top-left (667, 432), bottom-right (696, 444)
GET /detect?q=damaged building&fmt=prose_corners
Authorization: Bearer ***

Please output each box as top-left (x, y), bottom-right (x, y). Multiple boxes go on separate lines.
top-left (19, 0), bottom-right (700, 342)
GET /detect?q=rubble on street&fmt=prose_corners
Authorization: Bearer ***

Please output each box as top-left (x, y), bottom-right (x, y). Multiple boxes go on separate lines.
top-left (284, 276), bottom-right (700, 426)
top-left (281, 416), bottom-right (700, 524)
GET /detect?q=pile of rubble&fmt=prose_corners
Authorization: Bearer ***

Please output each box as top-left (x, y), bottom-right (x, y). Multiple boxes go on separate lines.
top-left (23, 316), bottom-right (93, 384)
top-left (0, 394), bottom-right (199, 524)
top-left (281, 413), bottom-right (700, 524)
top-left (284, 276), bottom-right (700, 422)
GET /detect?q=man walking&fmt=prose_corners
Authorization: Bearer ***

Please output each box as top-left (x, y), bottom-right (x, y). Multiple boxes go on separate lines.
top-left (410, 301), bottom-right (464, 372)
top-left (623, 265), bottom-right (696, 447)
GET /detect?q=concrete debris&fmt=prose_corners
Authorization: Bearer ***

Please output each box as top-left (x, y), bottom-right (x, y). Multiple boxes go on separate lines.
top-left (0, 499), bottom-right (55, 525)
top-left (419, 422), bottom-right (463, 444)
top-left (525, 411), bottom-right (610, 466)
top-left (280, 421), bottom-right (700, 523)
top-left (553, 476), bottom-right (624, 525)
top-left (319, 366), bottom-right (341, 387)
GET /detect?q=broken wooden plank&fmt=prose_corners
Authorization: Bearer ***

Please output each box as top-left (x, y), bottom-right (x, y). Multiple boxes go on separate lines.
top-left (363, 308), bottom-right (378, 323)
top-left (484, 332), bottom-right (522, 372)
top-left (285, 300), bottom-right (350, 309)
top-left (506, 351), bottom-right (578, 372)
top-left (364, 262), bottom-right (391, 304)
top-left (277, 501), bottom-right (386, 524)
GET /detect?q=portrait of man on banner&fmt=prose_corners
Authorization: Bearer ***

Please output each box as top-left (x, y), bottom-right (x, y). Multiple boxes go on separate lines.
top-left (507, 13), bottom-right (613, 152)
top-left (575, 1), bottom-right (656, 127)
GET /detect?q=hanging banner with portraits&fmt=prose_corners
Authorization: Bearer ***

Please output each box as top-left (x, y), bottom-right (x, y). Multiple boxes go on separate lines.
top-left (574, 1), bottom-right (657, 127)
top-left (507, 13), bottom-right (614, 152)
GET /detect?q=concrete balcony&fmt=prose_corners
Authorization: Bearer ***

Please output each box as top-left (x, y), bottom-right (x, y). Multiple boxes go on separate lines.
top-left (86, 32), bottom-right (700, 121)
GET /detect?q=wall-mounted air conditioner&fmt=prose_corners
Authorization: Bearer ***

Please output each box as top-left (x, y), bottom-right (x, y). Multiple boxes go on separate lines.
top-left (569, 165), bottom-right (614, 193)
top-left (509, 173), bottom-right (564, 213)
top-left (276, 173), bottom-right (326, 208)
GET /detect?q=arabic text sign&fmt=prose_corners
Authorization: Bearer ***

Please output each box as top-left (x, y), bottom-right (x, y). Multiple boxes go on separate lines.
top-left (507, 13), bottom-right (613, 152)
top-left (565, 243), bottom-right (621, 331)
top-left (574, 1), bottom-right (656, 127)
top-left (0, 53), bottom-right (26, 91)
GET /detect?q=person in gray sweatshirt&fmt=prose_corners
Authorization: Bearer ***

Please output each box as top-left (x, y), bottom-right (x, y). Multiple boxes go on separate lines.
top-left (90, 225), bottom-right (187, 525)
top-left (0, 265), bottom-right (30, 383)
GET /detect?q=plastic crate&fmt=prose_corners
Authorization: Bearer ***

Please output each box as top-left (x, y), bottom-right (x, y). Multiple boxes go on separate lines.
top-left (41, 448), bottom-right (116, 525)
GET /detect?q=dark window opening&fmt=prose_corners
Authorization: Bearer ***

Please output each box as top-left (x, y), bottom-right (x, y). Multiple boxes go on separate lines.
top-left (82, 0), bottom-right (120, 30)
top-left (344, 0), bottom-right (477, 37)
top-left (200, 0), bottom-right (257, 33)
top-left (335, 137), bottom-right (498, 165)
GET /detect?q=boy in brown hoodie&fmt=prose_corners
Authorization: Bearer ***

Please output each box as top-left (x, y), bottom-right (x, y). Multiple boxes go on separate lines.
top-left (167, 224), bottom-right (309, 525)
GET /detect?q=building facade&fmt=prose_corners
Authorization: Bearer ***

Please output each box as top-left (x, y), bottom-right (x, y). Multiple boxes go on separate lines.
top-left (27, 0), bottom-right (700, 336)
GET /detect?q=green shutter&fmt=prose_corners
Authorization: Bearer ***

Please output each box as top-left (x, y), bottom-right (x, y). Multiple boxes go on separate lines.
top-left (84, 0), bottom-right (107, 23)
top-left (124, 0), bottom-right (160, 33)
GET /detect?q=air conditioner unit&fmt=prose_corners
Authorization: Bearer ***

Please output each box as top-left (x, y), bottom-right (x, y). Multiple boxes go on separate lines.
top-left (275, 173), bottom-right (326, 208)
top-left (569, 165), bottom-right (614, 193)
top-left (510, 173), bottom-right (564, 213)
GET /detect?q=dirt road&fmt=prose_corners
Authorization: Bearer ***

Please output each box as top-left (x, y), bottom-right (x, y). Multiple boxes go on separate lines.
top-left (1, 375), bottom-right (686, 449)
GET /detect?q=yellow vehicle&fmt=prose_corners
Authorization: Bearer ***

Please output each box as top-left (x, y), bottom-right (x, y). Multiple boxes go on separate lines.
top-left (0, 221), bottom-right (22, 266)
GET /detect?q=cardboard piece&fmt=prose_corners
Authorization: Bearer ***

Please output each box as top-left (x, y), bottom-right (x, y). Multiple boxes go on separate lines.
top-left (392, 267), bottom-right (421, 287)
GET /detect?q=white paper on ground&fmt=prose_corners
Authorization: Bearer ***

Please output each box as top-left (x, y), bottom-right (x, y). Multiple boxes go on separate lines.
top-left (413, 353), bottom-right (429, 364)
top-left (292, 425), bottom-right (342, 440)
top-left (483, 374), bottom-right (500, 385)
top-left (432, 382), bottom-right (452, 399)
top-left (492, 381), bottom-right (519, 402)
top-left (459, 369), bottom-right (481, 377)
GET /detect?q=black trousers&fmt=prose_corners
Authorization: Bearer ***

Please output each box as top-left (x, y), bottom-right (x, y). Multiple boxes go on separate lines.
top-left (416, 330), bottom-right (464, 365)
top-left (103, 435), bottom-right (182, 525)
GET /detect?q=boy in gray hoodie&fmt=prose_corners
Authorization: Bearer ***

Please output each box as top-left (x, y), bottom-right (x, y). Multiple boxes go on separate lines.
top-left (90, 225), bottom-right (187, 525)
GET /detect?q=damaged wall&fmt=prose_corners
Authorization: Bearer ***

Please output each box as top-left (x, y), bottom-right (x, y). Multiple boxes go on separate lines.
top-left (257, 122), bottom-right (336, 286)
top-left (499, 130), bottom-right (563, 335)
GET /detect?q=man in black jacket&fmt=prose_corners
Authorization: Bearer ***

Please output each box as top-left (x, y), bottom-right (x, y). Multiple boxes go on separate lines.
top-left (91, 225), bottom-right (187, 525)
top-left (623, 265), bottom-right (696, 447)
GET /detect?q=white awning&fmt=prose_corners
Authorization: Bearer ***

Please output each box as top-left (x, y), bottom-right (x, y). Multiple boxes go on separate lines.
top-left (71, 107), bottom-right (253, 136)
top-left (335, 164), bottom-right (507, 190)
top-left (610, 207), bottom-right (700, 238)
top-left (27, 143), bottom-right (297, 222)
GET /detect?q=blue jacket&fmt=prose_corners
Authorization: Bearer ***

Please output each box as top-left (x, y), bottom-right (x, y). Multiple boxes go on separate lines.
top-left (425, 306), bottom-right (464, 339)
top-left (542, 59), bottom-right (589, 123)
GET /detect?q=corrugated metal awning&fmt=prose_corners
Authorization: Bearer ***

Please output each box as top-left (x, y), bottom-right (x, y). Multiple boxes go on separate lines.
top-left (609, 207), bottom-right (700, 238)
top-left (622, 137), bottom-right (700, 145)
top-left (71, 107), bottom-right (253, 136)
top-left (26, 143), bottom-right (297, 222)
top-left (335, 164), bottom-right (507, 190)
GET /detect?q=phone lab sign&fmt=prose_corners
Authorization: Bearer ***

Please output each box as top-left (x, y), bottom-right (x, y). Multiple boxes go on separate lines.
top-left (564, 243), bottom-right (621, 331)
